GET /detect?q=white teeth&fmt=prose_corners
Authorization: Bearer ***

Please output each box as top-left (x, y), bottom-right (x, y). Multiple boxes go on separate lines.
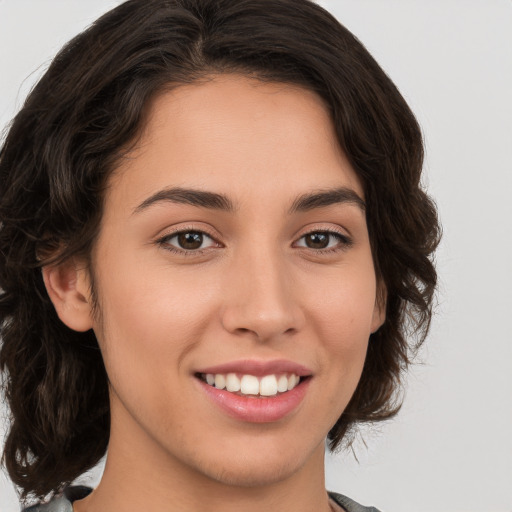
top-left (241, 375), bottom-right (260, 395)
top-left (287, 374), bottom-right (299, 390)
top-left (204, 372), bottom-right (302, 396)
top-left (260, 375), bottom-right (278, 396)
top-left (226, 373), bottom-right (241, 392)
top-left (277, 375), bottom-right (288, 393)
top-left (214, 374), bottom-right (226, 390)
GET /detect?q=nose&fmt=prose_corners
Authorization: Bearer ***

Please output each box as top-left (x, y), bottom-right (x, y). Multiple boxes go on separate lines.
top-left (220, 247), bottom-right (305, 342)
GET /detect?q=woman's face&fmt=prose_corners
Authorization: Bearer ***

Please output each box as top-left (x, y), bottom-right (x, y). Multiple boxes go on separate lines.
top-left (75, 75), bottom-right (384, 487)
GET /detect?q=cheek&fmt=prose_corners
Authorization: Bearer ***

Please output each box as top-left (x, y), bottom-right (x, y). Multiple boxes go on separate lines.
top-left (90, 259), bottom-right (218, 394)
top-left (309, 266), bottom-right (377, 346)
top-left (305, 264), bottom-right (377, 407)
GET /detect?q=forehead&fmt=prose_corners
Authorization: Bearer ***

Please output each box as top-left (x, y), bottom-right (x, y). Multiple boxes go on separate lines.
top-left (106, 74), bottom-right (363, 213)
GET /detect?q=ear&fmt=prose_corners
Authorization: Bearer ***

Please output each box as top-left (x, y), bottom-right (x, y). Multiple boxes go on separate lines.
top-left (42, 259), bottom-right (94, 332)
top-left (370, 281), bottom-right (387, 333)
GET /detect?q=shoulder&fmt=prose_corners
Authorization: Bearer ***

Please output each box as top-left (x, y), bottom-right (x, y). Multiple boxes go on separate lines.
top-left (23, 487), bottom-right (377, 512)
top-left (328, 491), bottom-right (383, 512)
top-left (23, 486), bottom-right (92, 512)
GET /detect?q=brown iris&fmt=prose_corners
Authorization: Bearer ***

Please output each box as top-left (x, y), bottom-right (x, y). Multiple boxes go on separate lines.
top-left (177, 231), bottom-right (204, 250)
top-left (304, 232), bottom-right (331, 249)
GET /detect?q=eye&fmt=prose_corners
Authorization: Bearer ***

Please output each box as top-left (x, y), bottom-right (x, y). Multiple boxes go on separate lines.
top-left (160, 230), bottom-right (218, 251)
top-left (295, 231), bottom-right (351, 250)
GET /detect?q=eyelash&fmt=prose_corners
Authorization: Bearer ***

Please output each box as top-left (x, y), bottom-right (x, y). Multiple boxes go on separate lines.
top-left (156, 228), bottom-right (353, 256)
top-left (294, 230), bottom-right (353, 253)
top-left (156, 227), bottom-right (220, 256)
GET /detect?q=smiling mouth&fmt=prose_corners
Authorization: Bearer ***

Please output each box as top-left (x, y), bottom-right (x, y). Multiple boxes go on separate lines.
top-left (196, 372), bottom-right (305, 398)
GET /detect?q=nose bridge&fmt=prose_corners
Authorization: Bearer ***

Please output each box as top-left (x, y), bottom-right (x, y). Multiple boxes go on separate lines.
top-left (221, 242), bottom-right (302, 340)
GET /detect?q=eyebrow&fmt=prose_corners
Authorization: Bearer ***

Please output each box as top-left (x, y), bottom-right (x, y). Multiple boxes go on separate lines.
top-left (288, 187), bottom-right (366, 214)
top-left (133, 187), bottom-right (235, 214)
top-left (133, 185), bottom-right (365, 215)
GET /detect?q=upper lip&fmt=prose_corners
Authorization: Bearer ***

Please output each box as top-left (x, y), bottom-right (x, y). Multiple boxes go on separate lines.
top-left (195, 359), bottom-right (313, 377)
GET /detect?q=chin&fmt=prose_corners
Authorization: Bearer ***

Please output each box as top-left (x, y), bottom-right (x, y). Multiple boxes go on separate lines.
top-left (205, 456), bottom-right (304, 488)
top-left (177, 435), bottom-right (323, 489)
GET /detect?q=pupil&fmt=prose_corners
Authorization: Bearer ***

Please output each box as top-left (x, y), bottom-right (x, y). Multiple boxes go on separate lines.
top-left (306, 232), bottom-right (329, 249)
top-left (178, 232), bottom-right (203, 250)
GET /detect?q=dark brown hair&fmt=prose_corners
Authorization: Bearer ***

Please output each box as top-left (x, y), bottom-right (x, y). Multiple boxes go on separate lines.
top-left (0, 0), bottom-right (440, 500)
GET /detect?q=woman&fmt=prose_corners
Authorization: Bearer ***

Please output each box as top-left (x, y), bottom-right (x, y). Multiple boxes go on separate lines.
top-left (0, 1), bottom-right (440, 511)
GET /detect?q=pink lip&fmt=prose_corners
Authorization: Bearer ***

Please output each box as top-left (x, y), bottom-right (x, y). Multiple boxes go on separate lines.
top-left (195, 359), bottom-right (313, 377)
top-left (197, 377), bottom-right (311, 423)
top-left (194, 359), bottom-right (312, 423)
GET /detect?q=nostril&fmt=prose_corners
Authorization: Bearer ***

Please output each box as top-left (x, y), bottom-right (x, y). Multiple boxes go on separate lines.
top-left (220, 299), bottom-right (305, 341)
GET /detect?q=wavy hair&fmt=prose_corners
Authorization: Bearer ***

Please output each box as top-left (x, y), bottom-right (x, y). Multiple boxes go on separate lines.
top-left (0, 0), bottom-right (440, 500)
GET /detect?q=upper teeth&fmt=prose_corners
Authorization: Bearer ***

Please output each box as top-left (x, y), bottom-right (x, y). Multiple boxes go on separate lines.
top-left (204, 373), bottom-right (300, 396)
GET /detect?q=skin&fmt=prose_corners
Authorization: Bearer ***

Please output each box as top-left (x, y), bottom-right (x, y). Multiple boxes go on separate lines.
top-left (44, 75), bottom-right (385, 512)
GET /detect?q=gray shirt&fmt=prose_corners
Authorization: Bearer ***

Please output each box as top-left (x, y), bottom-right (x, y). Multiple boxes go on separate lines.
top-left (24, 486), bottom-right (382, 512)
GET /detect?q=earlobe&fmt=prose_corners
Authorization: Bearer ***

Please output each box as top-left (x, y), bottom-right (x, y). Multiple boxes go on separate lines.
top-left (370, 283), bottom-right (387, 333)
top-left (42, 260), bottom-right (94, 332)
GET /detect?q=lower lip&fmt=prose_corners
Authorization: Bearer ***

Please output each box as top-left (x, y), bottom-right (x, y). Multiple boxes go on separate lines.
top-left (197, 378), bottom-right (310, 423)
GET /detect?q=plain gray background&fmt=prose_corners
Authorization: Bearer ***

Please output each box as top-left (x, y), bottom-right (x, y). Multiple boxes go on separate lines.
top-left (1, 1), bottom-right (511, 511)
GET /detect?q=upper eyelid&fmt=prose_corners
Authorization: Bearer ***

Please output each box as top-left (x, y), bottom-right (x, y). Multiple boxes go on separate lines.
top-left (294, 225), bottom-right (351, 241)
top-left (156, 224), bottom-right (221, 242)
top-left (300, 227), bottom-right (348, 236)
top-left (156, 230), bottom-right (220, 255)
top-left (164, 231), bottom-right (215, 243)
top-left (154, 225), bottom-right (352, 247)
top-left (294, 229), bottom-right (352, 247)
